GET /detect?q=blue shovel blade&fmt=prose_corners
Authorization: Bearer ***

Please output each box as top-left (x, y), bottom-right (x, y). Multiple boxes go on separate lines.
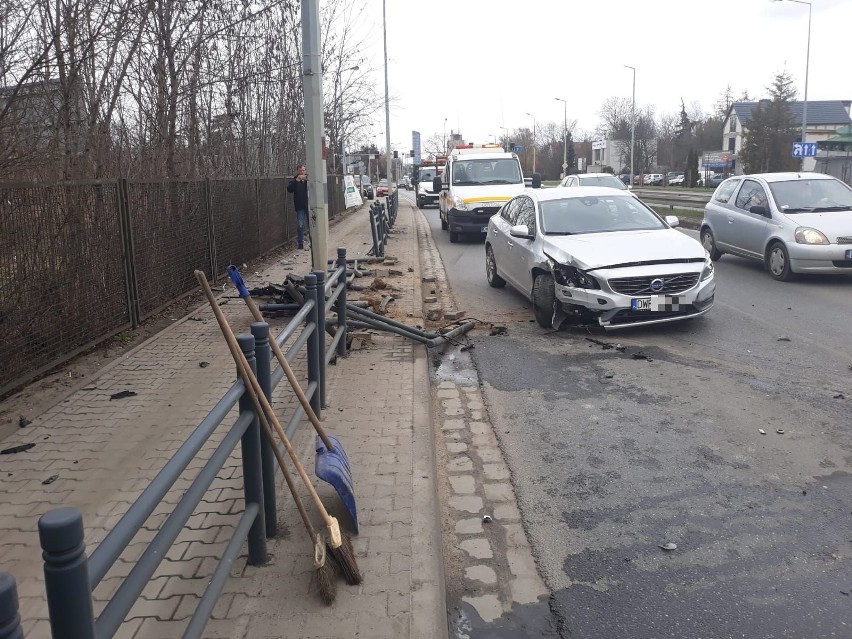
top-left (315, 434), bottom-right (358, 534)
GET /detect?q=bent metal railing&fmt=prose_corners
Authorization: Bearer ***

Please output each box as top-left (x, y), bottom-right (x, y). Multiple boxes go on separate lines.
top-left (0, 249), bottom-right (350, 638)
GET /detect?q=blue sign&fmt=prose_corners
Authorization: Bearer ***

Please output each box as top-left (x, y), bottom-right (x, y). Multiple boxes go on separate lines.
top-left (792, 142), bottom-right (817, 158)
top-left (412, 131), bottom-right (421, 165)
top-left (513, 145), bottom-right (522, 153)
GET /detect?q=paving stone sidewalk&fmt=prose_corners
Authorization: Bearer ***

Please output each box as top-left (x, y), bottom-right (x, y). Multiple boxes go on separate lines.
top-left (0, 197), bottom-right (446, 638)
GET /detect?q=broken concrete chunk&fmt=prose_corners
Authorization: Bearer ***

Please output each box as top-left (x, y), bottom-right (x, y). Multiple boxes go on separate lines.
top-left (389, 269), bottom-right (403, 276)
top-left (424, 296), bottom-right (438, 304)
top-left (443, 311), bottom-right (464, 321)
top-left (426, 308), bottom-right (443, 321)
top-left (422, 275), bottom-right (436, 283)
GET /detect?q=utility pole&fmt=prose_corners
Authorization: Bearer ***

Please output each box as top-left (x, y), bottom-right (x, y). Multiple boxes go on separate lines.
top-left (555, 97), bottom-right (567, 178)
top-left (301, 0), bottom-right (327, 271)
top-left (525, 112), bottom-right (536, 173)
top-left (382, 0), bottom-right (392, 185)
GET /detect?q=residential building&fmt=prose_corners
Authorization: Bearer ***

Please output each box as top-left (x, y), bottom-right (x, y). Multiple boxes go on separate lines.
top-left (723, 100), bottom-right (852, 173)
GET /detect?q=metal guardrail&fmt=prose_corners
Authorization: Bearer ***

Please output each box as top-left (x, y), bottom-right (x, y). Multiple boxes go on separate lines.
top-left (632, 188), bottom-right (712, 210)
top-left (0, 251), bottom-right (351, 638)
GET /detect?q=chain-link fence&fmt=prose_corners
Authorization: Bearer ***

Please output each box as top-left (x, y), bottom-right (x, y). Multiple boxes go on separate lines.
top-left (0, 175), bottom-right (347, 396)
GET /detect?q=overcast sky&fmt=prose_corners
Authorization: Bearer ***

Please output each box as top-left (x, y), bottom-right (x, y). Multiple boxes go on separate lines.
top-left (354, 0), bottom-right (850, 156)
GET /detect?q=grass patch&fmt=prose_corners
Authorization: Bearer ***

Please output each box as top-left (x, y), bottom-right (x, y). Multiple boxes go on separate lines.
top-left (652, 206), bottom-right (703, 218)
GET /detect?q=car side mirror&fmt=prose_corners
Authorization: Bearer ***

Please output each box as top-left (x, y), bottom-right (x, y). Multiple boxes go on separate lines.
top-left (749, 205), bottom-right (768, 216)
top-left (665, 215), bottom-right (679, 228)
top-left (432, 176), bottom-right (442, 192)
top-left (509, 224), bottom-right (533, 239)
top-left (531, 172), bottom-right (542, 189)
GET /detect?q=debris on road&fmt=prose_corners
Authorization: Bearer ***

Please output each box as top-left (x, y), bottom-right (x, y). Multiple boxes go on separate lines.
top-left (776, 429), bottom-right (785, 434)
top-left (42, 475), bottom-right (58, 485)
top-left (489, 326), bottom-right (507, 336)
top-left (199, 361), bottom-right (210, 368)
top-left (777, 336), bottom-right (791, 342)
top-left (759, 429), bottom-right (767, 435)
top-left (110, 390), bottom-right (137, 400)
top-left (658, 543), bottom-right (677, 551)
top-left (482, 515), bottom-right (493, 523)
top-left (1, 443), bottom-right (36, 454)
top-left (18, 416), bottom-right (31, 429)
top-left (632, 352), bottom-right (652, 361)
top-left (834, 393), bottom-right (845, 399)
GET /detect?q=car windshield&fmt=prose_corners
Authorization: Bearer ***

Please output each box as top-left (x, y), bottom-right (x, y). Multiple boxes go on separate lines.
top-left (540, 195), bottom-right (666, 235)
top-left (577, 175), bottom-right (628, 190)
top-left (379, 179), bottom-right (388, 186)
top-left (770, 178), bottom-right (852, 212)
top-left (452, 158), bottom-right (522, 185)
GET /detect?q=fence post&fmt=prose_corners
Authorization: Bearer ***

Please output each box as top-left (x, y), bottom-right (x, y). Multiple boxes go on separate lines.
top-left (250, 322), bottom-right (277, 539)
top-left (0, 573), bottom-right (23, 639)
top-left (237, 334), bottom-right (268, 566)
top-left (369, 205), bottom-right (380, 257)
top-left (313, 269), bottom-right (327, 409)
top-left (38, 508), bottom-right (95, 639)
top-left (304, 273), bottom-right (322, 418)
top-left (204, 178), bottom-right (218, 280)
top-left (116, 178), bottom-right (140, 328)
top-left (336, 248), bottom-right (347, 359)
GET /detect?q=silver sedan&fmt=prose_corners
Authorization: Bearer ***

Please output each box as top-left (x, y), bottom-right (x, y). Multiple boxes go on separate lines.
top-left (700, 172), bottom-right (852, 281)
top-left (485, 187), bottom-right (715, 329)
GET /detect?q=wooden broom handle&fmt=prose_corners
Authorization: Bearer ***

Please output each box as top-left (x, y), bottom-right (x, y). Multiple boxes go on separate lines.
top-left (240, 293), bottom-right (335, 451)
top-left (194, 271), bottom-right (335, 530)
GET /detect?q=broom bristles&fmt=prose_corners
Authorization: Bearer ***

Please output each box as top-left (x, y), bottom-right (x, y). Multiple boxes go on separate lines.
top-left (327, 531), bottom-right (362, 585)
top-left (314, 535), bottom-right (337, 604)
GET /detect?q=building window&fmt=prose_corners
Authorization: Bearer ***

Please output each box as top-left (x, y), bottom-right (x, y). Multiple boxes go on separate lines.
top-left (730, 117), bottom-right (737, 133)
top-left (728, 138), bottom-right (736, 153)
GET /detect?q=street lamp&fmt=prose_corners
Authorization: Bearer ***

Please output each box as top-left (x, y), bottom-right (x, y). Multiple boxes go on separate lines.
top-left (499, 126), bottom-right (508, 152)
top-left (771, 0), bottom-right (811, 170)
top-left (382, 0), bottom-right (392, 184)
top-left (488, 133), bottom-right (496, 143)
top-left (443, 118), bottom-right (448, 153)
top-left (555, 97), bottom-right (567, 178)
top-left (624, 66), bottom-right (636, 185)
top-left (525, 112), bottom-right (536, 173)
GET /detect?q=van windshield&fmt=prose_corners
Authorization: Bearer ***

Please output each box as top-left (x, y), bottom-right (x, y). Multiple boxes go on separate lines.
top-left (453, 159), bottom-right (522, 185)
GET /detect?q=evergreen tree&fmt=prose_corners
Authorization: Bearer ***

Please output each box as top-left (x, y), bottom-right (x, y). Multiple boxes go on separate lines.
top-left (685, 149), bottom-right (699, 187)
top-left (739, 71), bottom-right (799, 173)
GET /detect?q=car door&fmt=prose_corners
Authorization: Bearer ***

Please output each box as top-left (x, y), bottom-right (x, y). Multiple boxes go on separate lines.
top-left (705, 178), bottom-right (740, 248)
top-left (505, 196), bottom-right (537, 293)
top-left (489, 198), bottom-right (519, 282)
top-left (724, 179), bottom-right (770, 258)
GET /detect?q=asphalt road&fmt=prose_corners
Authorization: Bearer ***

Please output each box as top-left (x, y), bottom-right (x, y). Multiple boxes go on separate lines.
top-left (411, 191), bottom-right (852, 638)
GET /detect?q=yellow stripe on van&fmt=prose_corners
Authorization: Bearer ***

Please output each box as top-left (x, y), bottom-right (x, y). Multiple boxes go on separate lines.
top-left (462, 196), bottom-right (512, 204)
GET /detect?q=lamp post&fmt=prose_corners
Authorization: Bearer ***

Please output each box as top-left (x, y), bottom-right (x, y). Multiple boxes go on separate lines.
top-left (555, 97), bottom-right (567, 178)
top-left (488, 133), bottom-right (496, 143)
top-left (443, 118), bottom-right (448, 153)
top-left (525, 112), bottom-right (536, 173)
top-left (499, 126), bottom-right (508, 152)
top-left (382, 0), bottom-right (392, 184)
top-left (624, 66), bottom-right (636, 185)
top-left (771, 0), bottom-right (811, 170)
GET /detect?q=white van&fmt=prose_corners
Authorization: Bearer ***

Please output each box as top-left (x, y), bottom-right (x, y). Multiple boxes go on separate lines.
top-left (437, 144), bottom-right (539, 243)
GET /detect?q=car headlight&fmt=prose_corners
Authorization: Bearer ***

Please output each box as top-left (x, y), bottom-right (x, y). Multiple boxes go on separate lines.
top-left (452, 195), bottom-right (469, 211)
top-left (700, 259), bottom-right (714, 281)
top-left (553, 264), bottom-right (600, 289)
top-left (794, 227), bottom-right (829, 245)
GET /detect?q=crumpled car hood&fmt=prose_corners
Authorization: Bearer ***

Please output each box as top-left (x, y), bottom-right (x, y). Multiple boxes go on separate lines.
top-left (542, 228), bottom-right (705, 270)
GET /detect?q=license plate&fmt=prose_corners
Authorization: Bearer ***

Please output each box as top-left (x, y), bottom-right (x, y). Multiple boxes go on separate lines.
top-left (632, 296), bottom-right (682, 311)
top-left (846, 249), bottom-right (852, 259)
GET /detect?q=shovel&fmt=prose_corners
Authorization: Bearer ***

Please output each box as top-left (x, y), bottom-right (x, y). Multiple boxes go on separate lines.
top-left (227, 265), bottom-right (358, 533)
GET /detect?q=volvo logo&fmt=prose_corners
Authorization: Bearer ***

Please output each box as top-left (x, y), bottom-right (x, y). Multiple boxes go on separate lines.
top-left (650, 278), bottom-right (665, 292)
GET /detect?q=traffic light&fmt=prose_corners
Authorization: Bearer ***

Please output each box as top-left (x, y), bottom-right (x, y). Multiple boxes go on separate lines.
top-left (393, 150), bottom-right (398, 159)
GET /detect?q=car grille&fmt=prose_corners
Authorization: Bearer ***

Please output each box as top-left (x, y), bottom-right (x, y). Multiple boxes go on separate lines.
top-left (837, 236), bottom-right (852, 245)
top-left (608, 273), bottom-right (700, 295)
top-left (472, 206), bottom-right (501, 217)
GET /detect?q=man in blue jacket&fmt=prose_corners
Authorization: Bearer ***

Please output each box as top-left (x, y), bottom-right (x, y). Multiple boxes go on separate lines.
top-left (287, 163), bottom-right (309, 249)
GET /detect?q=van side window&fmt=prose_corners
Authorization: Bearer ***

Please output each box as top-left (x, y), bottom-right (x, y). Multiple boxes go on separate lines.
top-left (714, 179), bottom-right (739, 204)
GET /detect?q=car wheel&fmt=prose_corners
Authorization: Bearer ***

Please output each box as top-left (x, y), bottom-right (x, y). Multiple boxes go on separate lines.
top-left (449, 231), bottom-right (460, 243)
top-left (532, 273), bottom-right (555, 328)
top-left (440, 211), bottom-right (448, 230)
top-left (767, 242), bottom-right (794, 281)
top-left (485, 245), bottom-right (506, 288)
top-left (417, 196), bottom-right (423, 208)
top-left (701, 227), bottom-right (723, 261)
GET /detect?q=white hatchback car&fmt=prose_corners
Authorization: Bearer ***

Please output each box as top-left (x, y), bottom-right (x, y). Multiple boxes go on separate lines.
top-left (560, 172), bottom-right (635, 194)
top-left (700, 172), bottom-right (852, 281)
top-left (485, 187), bottom-right (715, 329)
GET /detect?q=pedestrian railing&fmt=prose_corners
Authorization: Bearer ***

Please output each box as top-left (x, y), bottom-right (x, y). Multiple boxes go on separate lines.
top-left (368, 201), bottom-right (390, 258)
top-left (0, 250), bottom-right (350, 638)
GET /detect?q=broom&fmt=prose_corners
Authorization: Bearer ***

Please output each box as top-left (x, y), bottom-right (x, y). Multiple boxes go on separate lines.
top-left (195, 271), bottom-right (362, 586)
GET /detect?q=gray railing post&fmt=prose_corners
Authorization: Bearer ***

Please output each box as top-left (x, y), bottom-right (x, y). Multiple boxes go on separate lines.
top-left (369, 205), bottom-right (380, 257)
top-left (336, 247), bottom-right (348, 359)
top-left (38, 508), bottom-right (95, 639)
top-left (250, 322), bottom-right (277, 539)
top-left (313, 270), bottom-right (327, 409)
top-left (304, 273), bottom-right (322, 418)
top-left (0, 573), bottom-right (23, 639)
top-left (237, 333), bottom-right (268, 566)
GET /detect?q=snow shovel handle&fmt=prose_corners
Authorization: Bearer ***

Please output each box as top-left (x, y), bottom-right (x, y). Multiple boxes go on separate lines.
top-left (226, 266), bottom-right (335, 451)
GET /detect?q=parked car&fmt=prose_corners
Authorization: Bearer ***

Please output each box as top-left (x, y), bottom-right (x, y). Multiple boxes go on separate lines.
top-left (697, 173), bottom-right (724, 187)
top-left (701, 172), bottom-right (852, 281)
top-left (484, 186), bottom-right (715, 329)
top-left (377, 179), bottom-right (389, 197)
top-left (669, 174), bottom-right (686, 186)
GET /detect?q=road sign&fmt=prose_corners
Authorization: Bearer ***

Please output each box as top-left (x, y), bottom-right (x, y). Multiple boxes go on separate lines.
top-left (562, 162), bottom-right (569, 170)
top-left (792, 142), bottom-right (818, 158)
top-left (412, 131), bottom-right (422, 165)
